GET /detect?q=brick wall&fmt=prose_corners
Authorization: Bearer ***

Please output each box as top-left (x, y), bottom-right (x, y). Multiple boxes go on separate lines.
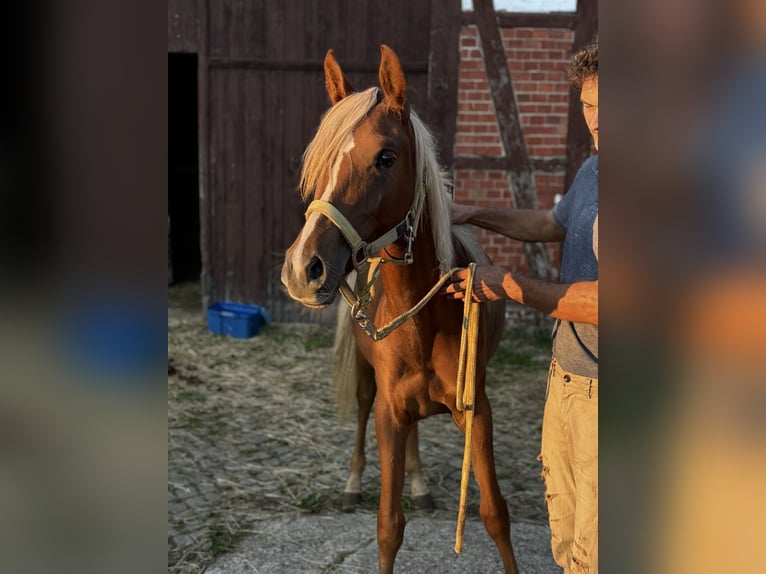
top-left (453, 25), bottom-right (576, 275)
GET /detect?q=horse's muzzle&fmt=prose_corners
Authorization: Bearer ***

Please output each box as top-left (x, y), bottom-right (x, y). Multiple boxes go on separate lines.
top-left (281, 249), bottom-right (341, 308)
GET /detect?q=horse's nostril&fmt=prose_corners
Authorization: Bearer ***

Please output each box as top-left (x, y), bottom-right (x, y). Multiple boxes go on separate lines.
top-left (306, 256), bottom-right (325, 283)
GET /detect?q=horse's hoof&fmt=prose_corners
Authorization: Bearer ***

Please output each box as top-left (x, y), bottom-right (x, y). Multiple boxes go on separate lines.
top-left (341, 492), bottom-right (361, 512)
top-left (411, 493), bottom-right (435, 511)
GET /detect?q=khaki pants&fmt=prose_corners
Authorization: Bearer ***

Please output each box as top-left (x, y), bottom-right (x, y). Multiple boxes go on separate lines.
top-left (539, 358), bottom-right (598, 573)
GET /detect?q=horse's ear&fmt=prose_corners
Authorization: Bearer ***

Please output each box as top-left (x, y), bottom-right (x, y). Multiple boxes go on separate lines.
top-left (324, 49), bottom-right (355, 105)
top-left (378, 45), bottom-right (407, 115)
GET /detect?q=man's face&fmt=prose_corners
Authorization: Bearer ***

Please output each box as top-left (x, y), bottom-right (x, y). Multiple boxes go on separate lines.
top-left (581, 76), bottom-right (598, 150)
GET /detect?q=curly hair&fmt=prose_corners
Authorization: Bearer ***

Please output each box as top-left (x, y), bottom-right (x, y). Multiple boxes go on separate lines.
top-left (569, 38), bottom-right (598, 89)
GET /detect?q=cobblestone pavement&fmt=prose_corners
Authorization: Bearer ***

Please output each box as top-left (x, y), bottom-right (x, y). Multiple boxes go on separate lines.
top-left (168, 282), bottom-right (551, 573)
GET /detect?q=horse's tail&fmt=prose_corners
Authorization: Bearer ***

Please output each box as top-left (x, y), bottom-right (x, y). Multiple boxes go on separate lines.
top-left (451, 224), bottom-right (506, 360)
top-left (334, 286), bottom-right (361, 421)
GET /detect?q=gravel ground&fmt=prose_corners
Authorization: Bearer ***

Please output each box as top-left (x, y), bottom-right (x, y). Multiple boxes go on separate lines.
top-left (168, 281), bottom-right (553, 573)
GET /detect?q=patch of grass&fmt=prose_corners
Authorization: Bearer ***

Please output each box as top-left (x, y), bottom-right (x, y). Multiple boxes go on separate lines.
top-left (211, 356), bottom-right (237, 368)
top-left (489, 347), bottom-right (536, 370)
top-left (208, 522), bottom-right (237, 558)
top-left (176, 389), bottom-right (207, 403)
top-left (303, 331), bottom-right (334, 352)
top-left (299, 492), bottom-right (325, 513)
top-left (511, 351), bottom-right (535, 367)
top-left (292, 381), bottom-right (312, 393)
top-left (182, 414), bottom-right (204, 429)
top-left (360, 491), bottom-right (380, 509)
top-left (499, 325), bottom-right (551, 347)
top-left (262, 326), bottom-right (289, 345)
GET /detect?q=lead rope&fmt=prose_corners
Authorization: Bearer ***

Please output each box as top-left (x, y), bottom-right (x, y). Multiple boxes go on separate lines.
top-left (339, 267), bottom-right (462, 341)
top-left (454, 262), bottom-right (480, 554)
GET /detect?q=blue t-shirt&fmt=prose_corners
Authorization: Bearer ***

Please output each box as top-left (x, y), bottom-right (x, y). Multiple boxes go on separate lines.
top-left (550, 155), bottom-right (598, 377)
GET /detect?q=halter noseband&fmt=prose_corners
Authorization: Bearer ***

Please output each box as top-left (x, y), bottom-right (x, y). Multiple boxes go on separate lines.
top-left (303, 168), bottom-right (427, 338)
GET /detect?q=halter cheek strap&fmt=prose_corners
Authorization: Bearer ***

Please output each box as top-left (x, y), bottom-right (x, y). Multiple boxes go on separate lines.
top-left (303, 168), bottom-right (427, 340)
top-left (304, 200), bottom-right (412, 269)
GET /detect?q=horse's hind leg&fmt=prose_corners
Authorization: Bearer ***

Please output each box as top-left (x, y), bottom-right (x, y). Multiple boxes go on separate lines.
top-left (466, 391), bottom-right (519, 574)
top-left (342, 361), bottom-right (375, 511)
top-left (405, 422), bottom-right (434, 510)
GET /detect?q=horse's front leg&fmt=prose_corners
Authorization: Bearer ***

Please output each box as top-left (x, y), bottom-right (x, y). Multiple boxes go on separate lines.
top-left (343, 363), bottom-right (376, 510)
top-left (375, 399), bottom-right (408, 574)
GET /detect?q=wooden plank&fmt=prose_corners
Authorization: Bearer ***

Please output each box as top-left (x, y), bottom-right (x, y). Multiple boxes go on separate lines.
top-left (207, 0), bottom-right (228, 58)
top-left (168, 0), bottom-right (198, 53)
top-left (270, 6), bottom-right (306, 307)
top-left (473, 0), bottom-right (553, 280)
top-left (208, 70), bottom-right (227, 300)
top-left (207, 57), bottom-right (429, 74)
top-left (473, 0), bottom-right (533, 176)
top-left (197, 0), bottom-right (212, 309)
top-left (345, 0), bottom-right (368, 61)
top-left (225, 69), bottom-right (246, 301)
top-left (230, 0), bottom-right (245, 58)
top-left (427, 0), bottom-right (462, 173)
top-left (413, 0), bottom-right (433, 62)
top-left (262, 70), bottom-right (285, 304)
top-left (243, 0), bottom-right (267, 58)
top-left (564, 0), bottom-right (598, 192)
top-left (462, 11), bottom-right (576, 29)
top-left (363, 0), bottom-right (385, 62)
top-left (243, 71), bottom-right (265, 305)
top-left (304, 0), bottom-right (322, 61)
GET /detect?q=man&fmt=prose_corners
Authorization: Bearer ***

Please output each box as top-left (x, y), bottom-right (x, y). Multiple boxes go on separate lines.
top-left (445, 40), bottom-right (598, 573)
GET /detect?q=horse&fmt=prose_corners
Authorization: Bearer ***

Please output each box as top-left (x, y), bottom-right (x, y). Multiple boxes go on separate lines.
top-left (281, 45), bottom-right (519, 574)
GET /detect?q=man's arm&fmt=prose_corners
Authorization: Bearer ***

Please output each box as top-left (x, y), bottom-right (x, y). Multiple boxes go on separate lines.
top-left (444, 265), bottom-right (598, 326)
top-left (451, 204), bottom-right (566, 243)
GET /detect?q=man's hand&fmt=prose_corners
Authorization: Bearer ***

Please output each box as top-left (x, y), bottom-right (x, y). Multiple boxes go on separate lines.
top-left (444, 266), bottom-right (599, 325)
top-left (443, 265), bottom-right (514, 302)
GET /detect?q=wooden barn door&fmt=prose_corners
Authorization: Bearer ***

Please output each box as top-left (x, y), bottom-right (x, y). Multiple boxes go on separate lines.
top-left (198, 0), bottom-right (461, 322)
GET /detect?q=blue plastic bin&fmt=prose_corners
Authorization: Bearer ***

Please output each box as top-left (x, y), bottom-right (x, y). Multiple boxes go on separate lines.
top-left (206, 302), bottom-right (267, 338)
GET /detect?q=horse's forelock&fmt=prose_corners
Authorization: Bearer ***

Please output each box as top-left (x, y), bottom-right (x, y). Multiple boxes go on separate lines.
top-left (299, 88), bottom-right (380, 202)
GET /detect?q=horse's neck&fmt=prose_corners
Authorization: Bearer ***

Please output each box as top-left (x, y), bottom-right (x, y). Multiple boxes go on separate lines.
top-left (378, 222), bottom-right (441, 308)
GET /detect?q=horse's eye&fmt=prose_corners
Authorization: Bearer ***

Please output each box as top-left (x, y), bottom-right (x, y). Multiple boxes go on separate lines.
top-left (376, 151), bottom-right (397, 169)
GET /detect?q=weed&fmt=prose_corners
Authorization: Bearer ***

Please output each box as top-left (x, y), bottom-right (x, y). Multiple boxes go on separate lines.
top-left (360, 491), bottom-right (380, 508)
top-left (490, 347), bottom-right (535, 370)
top-left (303, 331), bottom-right (334, 352)
top-left (292, 381), bottom-right (311, 393)
top-left (176, 389), bottom-right (207, 403)
top-left (182, 414), bottom-right (204, 429)
top-left (299, 492), bottom-right (324, 512)
top-left (208, 522), bottom-right (237, 557)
